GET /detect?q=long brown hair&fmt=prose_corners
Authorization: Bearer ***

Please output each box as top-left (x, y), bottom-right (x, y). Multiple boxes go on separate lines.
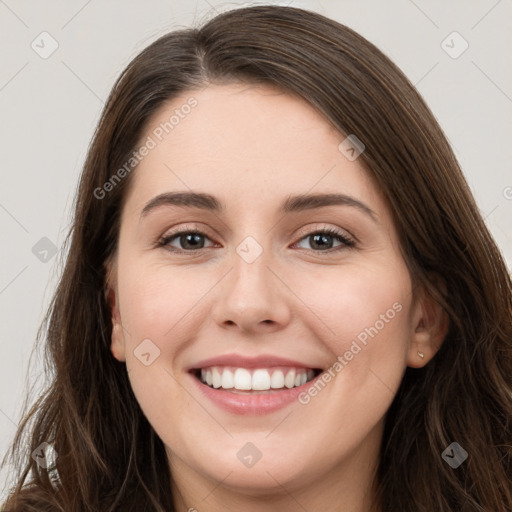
top-left (2, 5), bottom-right (511, 511)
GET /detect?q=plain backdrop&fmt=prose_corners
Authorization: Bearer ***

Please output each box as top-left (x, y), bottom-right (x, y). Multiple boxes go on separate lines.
top-left (1, 0), bottom-right (511, 497)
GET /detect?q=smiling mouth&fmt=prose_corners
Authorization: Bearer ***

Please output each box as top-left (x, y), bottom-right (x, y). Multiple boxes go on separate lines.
top-left (192, 366), bottom-right (322, 393)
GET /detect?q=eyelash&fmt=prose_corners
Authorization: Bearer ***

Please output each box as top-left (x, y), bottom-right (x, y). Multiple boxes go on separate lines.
top-left (156, 225), bottom-right (356, 255)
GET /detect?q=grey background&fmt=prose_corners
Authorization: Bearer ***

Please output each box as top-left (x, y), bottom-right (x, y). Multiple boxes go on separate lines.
top-left (1, 0), bottom-right (511, 496)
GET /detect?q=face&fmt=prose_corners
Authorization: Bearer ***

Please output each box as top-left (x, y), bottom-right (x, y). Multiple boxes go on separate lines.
top-left (107, 82), bottom-right (445, 505)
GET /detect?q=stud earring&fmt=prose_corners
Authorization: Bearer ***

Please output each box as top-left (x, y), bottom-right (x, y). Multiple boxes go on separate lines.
top-left (417, 351), bottom-right (425, 359)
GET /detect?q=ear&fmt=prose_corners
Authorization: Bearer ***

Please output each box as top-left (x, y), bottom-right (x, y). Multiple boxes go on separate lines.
top-left (407, 281), bottom-right (449, 368)
top-left (105, 259), bottom-right (126, 362)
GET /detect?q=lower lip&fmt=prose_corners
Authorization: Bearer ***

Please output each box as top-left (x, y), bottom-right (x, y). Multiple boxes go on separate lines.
top-left (191, 372), bottom-right (319, 415)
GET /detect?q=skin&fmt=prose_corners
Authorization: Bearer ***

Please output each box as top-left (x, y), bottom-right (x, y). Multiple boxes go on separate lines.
top-left (107, 82), bottom-right (448, 511)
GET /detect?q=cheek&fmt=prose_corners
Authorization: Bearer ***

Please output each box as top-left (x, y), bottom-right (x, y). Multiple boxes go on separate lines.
top-left (298, 262), bottom-right (412, 395)
top-left (298, 262), bottom-right (410, 344)
top-left (115, 262), bottom-right (213, 411)
top-left (117, 259), bottom-right (210, 340)
top-left (116, 263), bottom-right (199, 443)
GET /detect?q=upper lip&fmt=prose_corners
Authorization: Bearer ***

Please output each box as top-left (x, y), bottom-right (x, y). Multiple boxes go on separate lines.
top-left (188, 354), bottom-right (320, 371)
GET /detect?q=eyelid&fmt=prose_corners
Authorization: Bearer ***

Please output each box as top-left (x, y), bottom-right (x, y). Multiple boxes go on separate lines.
top-left (293, 223), bottom-right (356, 245)
top-left (161, 222), bottom-right (215, 239)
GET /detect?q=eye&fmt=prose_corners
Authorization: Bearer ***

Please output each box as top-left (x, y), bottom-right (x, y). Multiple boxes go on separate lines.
top-left (157, 227), bottom-right (216, 252)
top-left (293, 227), bottom-right (356, 252)
top-left (157, 225), bottom-right (356, 254)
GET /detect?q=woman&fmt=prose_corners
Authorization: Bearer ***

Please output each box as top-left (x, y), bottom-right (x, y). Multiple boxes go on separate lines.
top-left (2, 5), bottom-right (511, 511)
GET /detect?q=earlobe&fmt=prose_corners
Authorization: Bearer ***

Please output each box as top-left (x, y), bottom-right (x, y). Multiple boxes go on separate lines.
top-left (407, 286), bottom-right (449, 368)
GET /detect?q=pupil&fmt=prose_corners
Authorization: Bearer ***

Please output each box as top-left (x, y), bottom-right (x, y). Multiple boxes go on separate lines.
top-left (311, 234), bottom-right (332, 250)
top-left (182, 233), bottom-right (204, 250)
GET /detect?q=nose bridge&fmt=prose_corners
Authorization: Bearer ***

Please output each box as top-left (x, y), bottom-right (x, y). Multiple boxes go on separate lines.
top-left (210, 232), bottom-right (291, 331)
top-left (230, 234), bottom-right (276, 308)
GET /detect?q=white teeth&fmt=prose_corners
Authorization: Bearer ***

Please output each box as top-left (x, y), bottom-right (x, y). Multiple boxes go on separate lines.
top-left (233, 368), bottom-right (252, 390)
top-left (221, 368), bottom-right (234, 389)
top-left (270, 370), bottom-right (285, 389)
top-left (211, 367), bottom-right (221, 389)
top-left (284, 369), bottom-right (296, 389)
top-left (252, 369), bottom-right (271, 390)
top-left (199, 366), bottom-right (317, 391)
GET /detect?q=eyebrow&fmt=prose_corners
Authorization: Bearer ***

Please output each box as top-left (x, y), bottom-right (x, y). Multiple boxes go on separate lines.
top-left (140, 191), bottom-right (378, 223)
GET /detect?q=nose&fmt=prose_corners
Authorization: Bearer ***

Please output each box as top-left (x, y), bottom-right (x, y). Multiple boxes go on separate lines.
top-left (210, 247), bottom-right (292, 335)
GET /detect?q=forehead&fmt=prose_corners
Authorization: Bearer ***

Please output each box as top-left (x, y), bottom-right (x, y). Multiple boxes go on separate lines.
top-left (123, 82), bottom-right (388, 222)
